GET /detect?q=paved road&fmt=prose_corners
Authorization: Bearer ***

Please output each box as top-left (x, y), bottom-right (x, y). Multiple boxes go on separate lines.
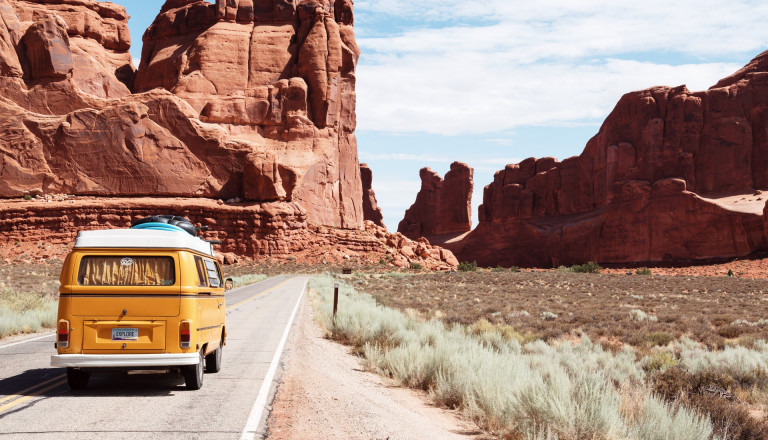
top-left (0, 275), bottom-right (309, 440)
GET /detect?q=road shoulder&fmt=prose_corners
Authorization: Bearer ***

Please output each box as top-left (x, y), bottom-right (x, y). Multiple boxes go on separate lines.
top-left (265, 293), bottom-right (488, 440)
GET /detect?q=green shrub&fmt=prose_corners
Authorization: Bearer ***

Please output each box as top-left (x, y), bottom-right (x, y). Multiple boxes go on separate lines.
top-left (409, 262), bottom-right (422, 271)
top-left (509, 266), bottom-right (521, 273)
top-left (490, 266), bottom-right (507, 272)
top-left (644, 351), bottom-right (679, 372)
top-left (636, 267), bottom-right (652, 275)
top-left (570, 262), bottom-right (601, 273)
top-left (458, 261), bottom-right (477, 272)
top-left (23, 194), bottom-right (33, 200)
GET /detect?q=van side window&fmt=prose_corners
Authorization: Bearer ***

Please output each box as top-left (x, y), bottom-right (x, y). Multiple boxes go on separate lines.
top-left (204, 259), bottom-right (220, 287)
top-left (194, 256), bottom-right (208, 287)
top-left (78, 256), bottom-right (175, 286)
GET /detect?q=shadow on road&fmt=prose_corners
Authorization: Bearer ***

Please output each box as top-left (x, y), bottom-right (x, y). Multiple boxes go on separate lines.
top-left (0, 367), bottom-right (192, 399)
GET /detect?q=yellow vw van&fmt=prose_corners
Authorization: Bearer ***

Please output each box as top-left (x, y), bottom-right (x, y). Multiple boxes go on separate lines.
top-left (51, 216), bottom-right (226, 390)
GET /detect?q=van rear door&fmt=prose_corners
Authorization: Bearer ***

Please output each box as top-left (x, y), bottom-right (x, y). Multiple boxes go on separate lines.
top-left (67, 253), bottom-right (180, 352)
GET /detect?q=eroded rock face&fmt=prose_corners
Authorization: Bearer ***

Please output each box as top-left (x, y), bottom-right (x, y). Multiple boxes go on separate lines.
top-left (0, 0), bottom-right (364, 233)
top-left (132, 0), bottom-right (362, 228)
top-left (0, 198), bottom-right (459, 270)
top-left (398, 162), bottom-right (473, 240)
top-left (454, 50), bottom-right (768, 267)
top-left (360, 163), bottom-right (384, 227)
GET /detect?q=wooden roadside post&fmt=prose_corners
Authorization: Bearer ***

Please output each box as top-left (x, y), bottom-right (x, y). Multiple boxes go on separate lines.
top-left (333, 283), bottom-right (339, 324)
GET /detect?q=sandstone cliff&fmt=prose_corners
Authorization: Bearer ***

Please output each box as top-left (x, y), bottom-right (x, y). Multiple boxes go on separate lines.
top-left (397, 161), bottom-right (473, 240)
top-left (0, 0), bottom-right (362, 229)
top-left (400, 51), bottom-right (768, 267)
top-left (0, 0), bottom-right (459, 269)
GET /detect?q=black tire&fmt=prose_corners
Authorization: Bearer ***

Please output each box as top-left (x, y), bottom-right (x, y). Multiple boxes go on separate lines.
top-left (66, 368), bottom-right (90, 390)
top-left (132, 215), bottom-right (197, 236)
top-left (205, 341), bottom-right (222, 373)
top-left (183, 349), bottom-right (204, 390)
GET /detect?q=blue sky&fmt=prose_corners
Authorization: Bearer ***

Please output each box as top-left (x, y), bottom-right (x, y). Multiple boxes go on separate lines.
top-left (120, 0), bottom-right (768, 230)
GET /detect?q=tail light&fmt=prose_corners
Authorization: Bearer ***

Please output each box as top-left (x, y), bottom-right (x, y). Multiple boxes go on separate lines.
top-left (57, 320), bottom-right (69, 349)
top-left (180, 321), bottom-right (191, 349)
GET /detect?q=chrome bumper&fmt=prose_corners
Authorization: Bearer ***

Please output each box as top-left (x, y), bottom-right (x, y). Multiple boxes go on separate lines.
top-left (51, 353), bottom-right (199, 368)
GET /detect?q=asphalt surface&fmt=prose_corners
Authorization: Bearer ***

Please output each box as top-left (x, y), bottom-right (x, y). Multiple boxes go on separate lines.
top-left (0, 275), bottom-right (309, 440)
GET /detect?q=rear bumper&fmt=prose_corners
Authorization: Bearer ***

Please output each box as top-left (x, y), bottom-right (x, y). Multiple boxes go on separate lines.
top-left (51, 353), bottom-right (199, 368)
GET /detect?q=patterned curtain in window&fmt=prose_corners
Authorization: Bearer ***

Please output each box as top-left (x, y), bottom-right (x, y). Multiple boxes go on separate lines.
top-left (78, 257), bottom-right (175, 286)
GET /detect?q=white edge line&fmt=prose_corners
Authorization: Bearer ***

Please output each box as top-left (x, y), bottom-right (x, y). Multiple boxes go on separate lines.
top-left (0, 332), bottom-right (55, 350)
top-left (239, 278), bottom-right (307, 440)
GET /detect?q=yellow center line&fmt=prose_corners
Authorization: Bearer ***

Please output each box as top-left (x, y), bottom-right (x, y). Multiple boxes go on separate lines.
top-left (0, 379), bottom-right (67, 414)
top-left (0, 374), bottom-right (66, 406)
top-left (227, 278), bottom-right (293, 311)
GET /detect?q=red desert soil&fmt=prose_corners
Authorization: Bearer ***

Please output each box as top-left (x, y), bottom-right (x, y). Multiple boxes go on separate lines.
top-left (266, 295), bottom-right (488, 440)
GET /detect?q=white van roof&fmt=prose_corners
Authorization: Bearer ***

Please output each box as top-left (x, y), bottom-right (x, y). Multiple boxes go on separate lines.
top-left (74, 229), bottom-right (216, 257)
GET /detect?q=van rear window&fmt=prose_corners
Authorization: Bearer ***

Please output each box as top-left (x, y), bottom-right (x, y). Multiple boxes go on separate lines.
top-left (78, 256), bottom-right (176, 286)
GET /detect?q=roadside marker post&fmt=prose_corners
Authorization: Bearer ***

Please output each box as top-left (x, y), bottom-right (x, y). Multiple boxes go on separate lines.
top-left (333, 283), bottom-right (339, 323)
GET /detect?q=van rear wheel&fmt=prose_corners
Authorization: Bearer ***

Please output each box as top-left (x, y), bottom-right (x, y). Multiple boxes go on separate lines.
top-left (183, 349), bottom-right (204, 390)
top-left (66, 368), bottom-right (90, 390)
top-left (205, 342), bottom-right (222, 373)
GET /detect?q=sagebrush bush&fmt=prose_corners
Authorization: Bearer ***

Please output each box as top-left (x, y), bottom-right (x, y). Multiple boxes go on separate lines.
top-left (0, 287), bottom-right (58, 338)
top-left (458, 261), bottom-right (478, 272)
top-left (309, 276), bottom-right (715, 439)
top-left (636, 267), bottom-right (652, 275)
top-left (630, 309), bottom-right (658, 322)
top-left (227, 273), bottom-right (266, 288)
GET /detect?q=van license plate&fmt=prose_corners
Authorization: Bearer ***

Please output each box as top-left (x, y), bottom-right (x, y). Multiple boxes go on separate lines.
top-left (112, 328), bottom-right (138, 341)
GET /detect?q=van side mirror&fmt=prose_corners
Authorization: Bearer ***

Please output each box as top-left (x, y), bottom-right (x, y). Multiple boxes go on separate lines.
top-left (224, 278), bottom-right (233, 291)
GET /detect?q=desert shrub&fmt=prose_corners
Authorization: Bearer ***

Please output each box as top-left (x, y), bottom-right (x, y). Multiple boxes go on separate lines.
top-left (491, 266), bottom-right (507, 272)
top-left (509, 266), bottom-right (521, 272)
top-left (644, 351), bottom-right (679, 372)
top-left (557, 265), bottom-right (572, 272)
top-left (458, 261), bottom-right (478, 272)
top-left (718, 324), bottom-right (747, 339)
top-left (690, 394), bottom-right (768, 440)
top-left (636, 267), bottom-right (652, 275)
top-left (676, 339), bottom-right (768, 388)
top-left (731, 319), bottom-right (768, 327)
top-left (646, 331), bottom-right (674, 347)
top-left (309, 276), bottom-right (714, 439)
top-left (630, 309), bottom-right (659, 322)
top-left (540, 311), bottom-right (558, 321)
top-left (227, 273), bottom-right (267, 288)
top-left (570, 262), bottom-right (601, 273)
top-left (0, 287), bottom-right (58, 338)
top-left (652, 367), bottom-right (735, 401)
top-left (409, 262), bottom-right (422, 271)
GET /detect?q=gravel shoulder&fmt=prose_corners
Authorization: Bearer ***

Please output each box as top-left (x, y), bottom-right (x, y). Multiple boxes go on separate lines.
top-left (266, 295), bottom-right (488, 440)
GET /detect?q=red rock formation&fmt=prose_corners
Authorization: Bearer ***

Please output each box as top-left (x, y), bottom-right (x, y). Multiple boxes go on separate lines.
top-left (0, 198), bottom-right (459, 270)
top-left (0, 0), bottom-right (363, 231)
top-left (360, 163), bottom-right (384, 227)
top-left (398, 161), bottom-right (473, 241)
top-left (455, 50), bottom-right (768, 267)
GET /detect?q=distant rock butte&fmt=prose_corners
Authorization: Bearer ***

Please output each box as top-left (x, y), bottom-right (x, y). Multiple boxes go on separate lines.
top-left (401, 50), bottom-right (768, 267)
top-left (360, 163), bottom-right (384, 227)
top-left (397, 162), bottom-right (473, 241)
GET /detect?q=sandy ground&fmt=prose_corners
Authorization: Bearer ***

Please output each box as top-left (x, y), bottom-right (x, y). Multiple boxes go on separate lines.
top-left (266, 295), bottom-right (488, 440)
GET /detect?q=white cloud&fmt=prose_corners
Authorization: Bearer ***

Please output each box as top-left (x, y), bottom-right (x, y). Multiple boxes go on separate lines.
top-left (354, 0), bottom-right (767, 135)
